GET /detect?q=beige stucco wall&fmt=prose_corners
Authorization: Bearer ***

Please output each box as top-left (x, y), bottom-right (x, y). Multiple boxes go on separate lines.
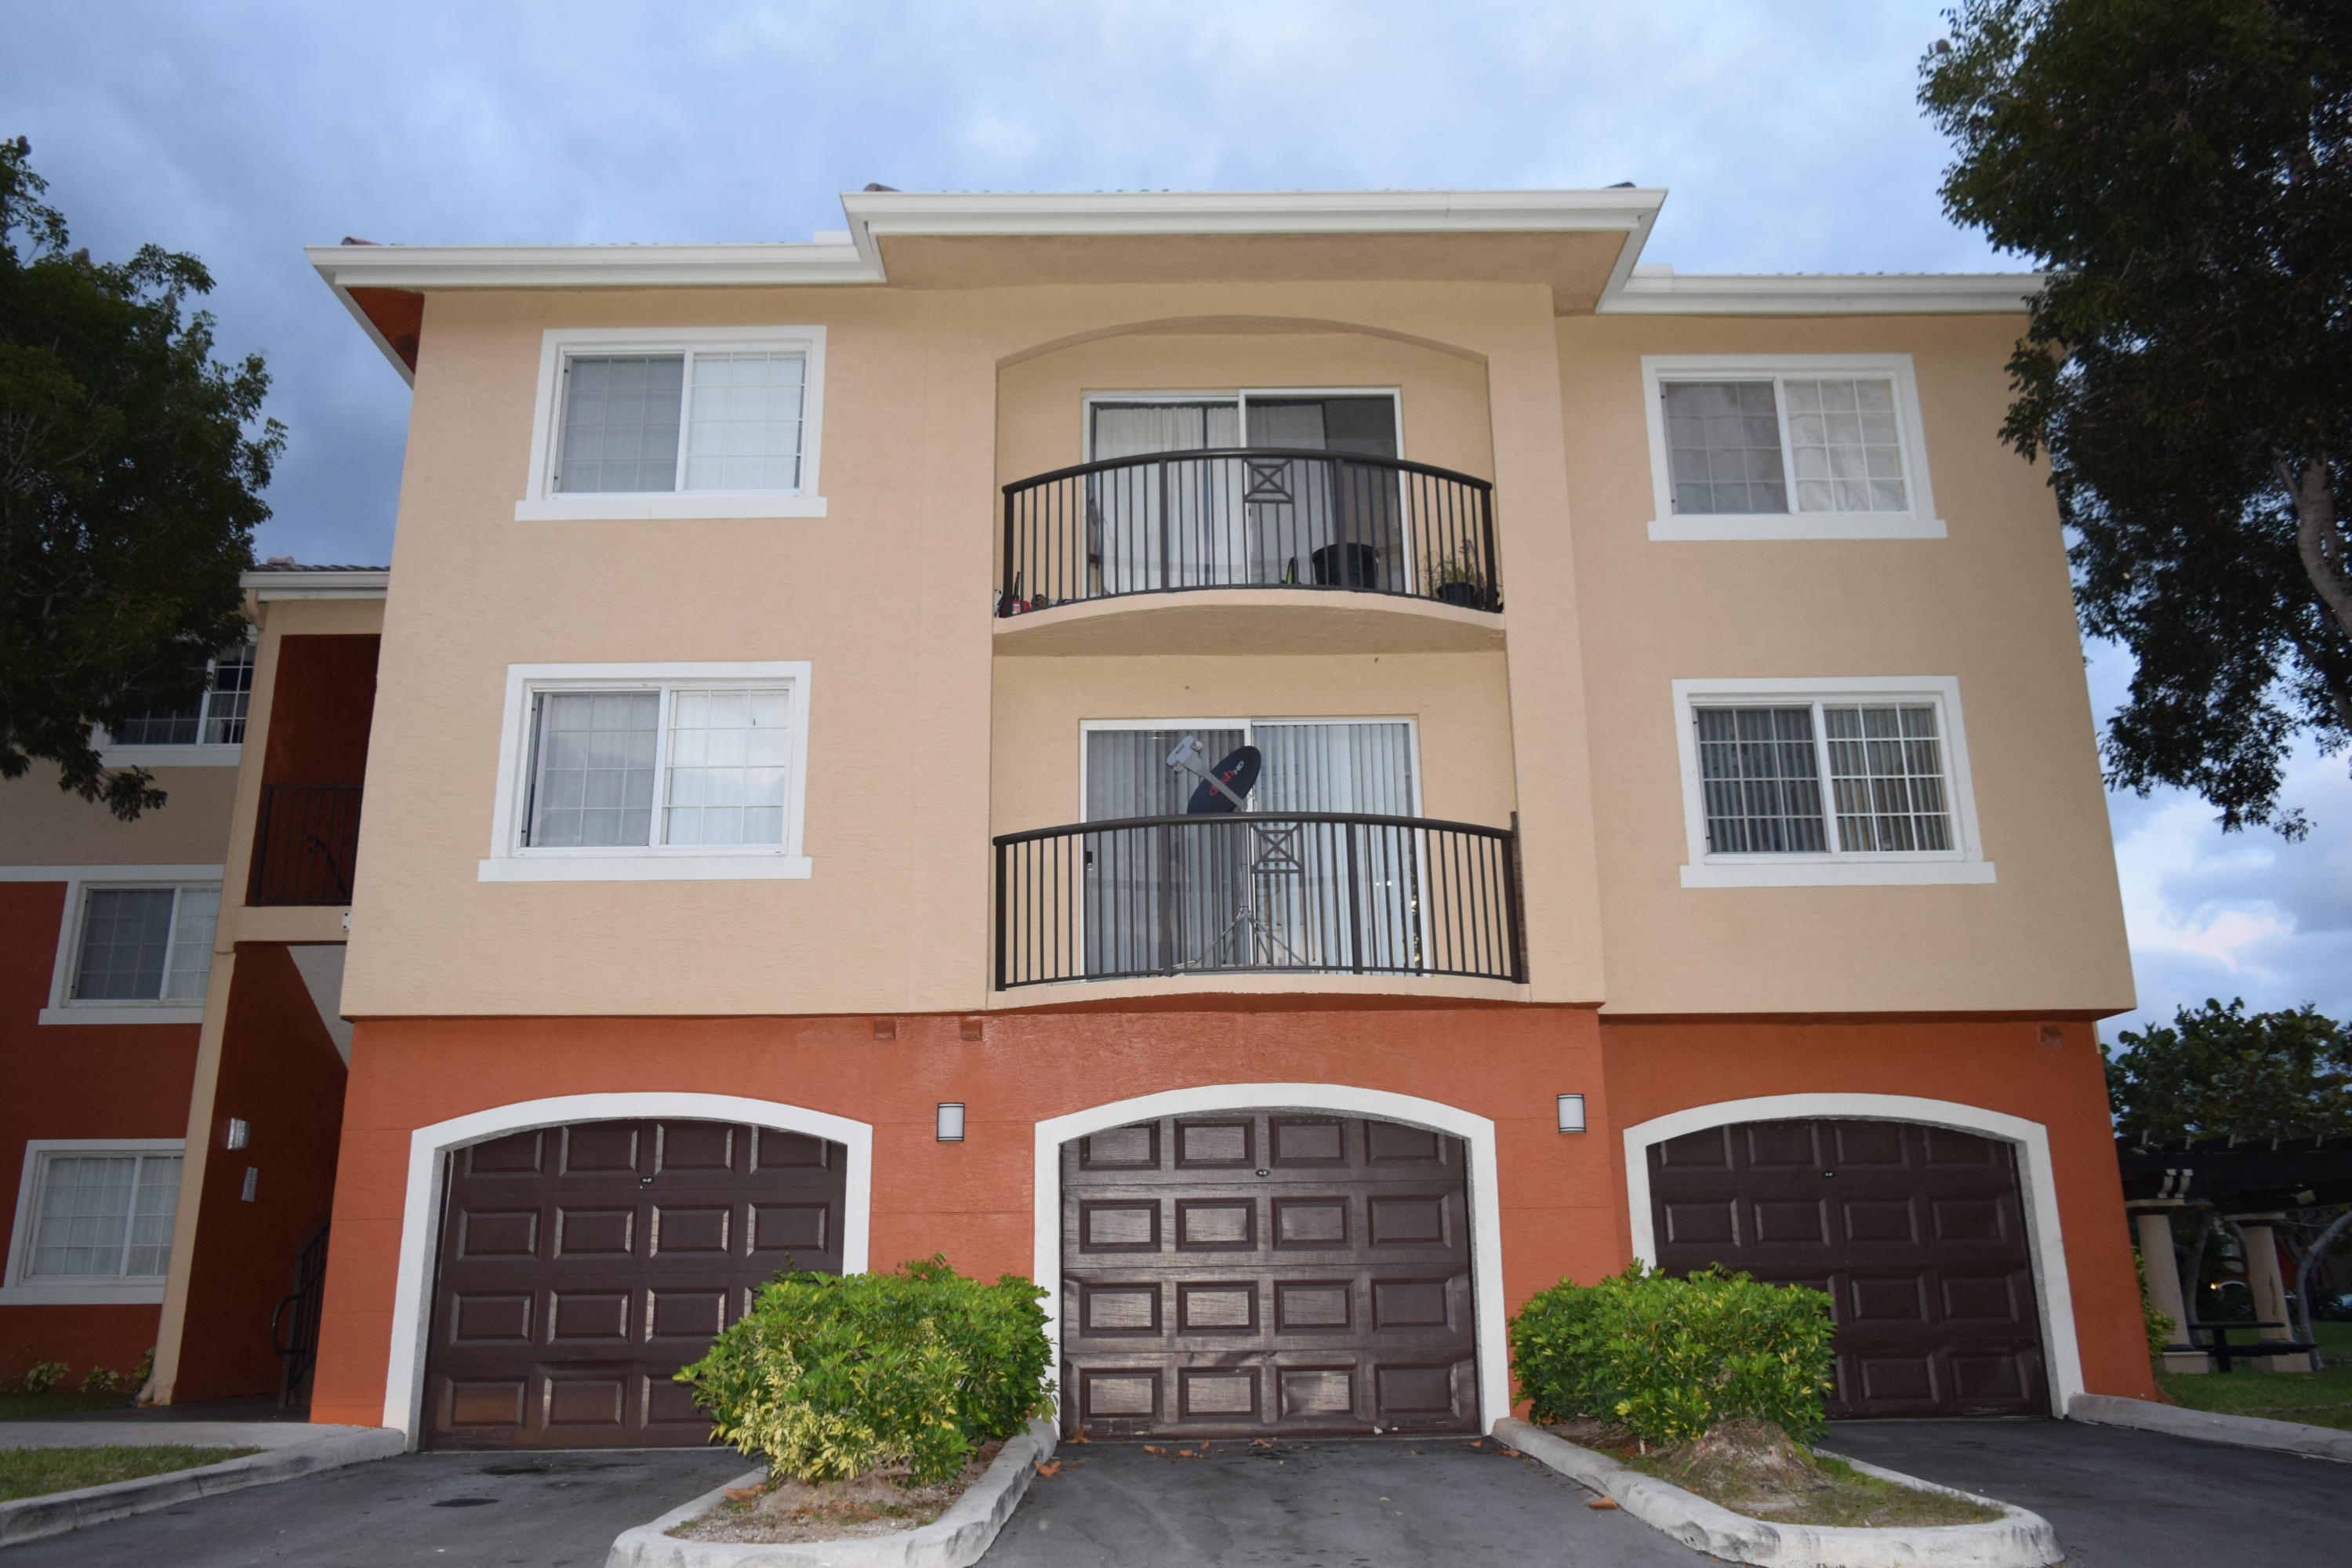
top-left (995, 328), bottom-right (1495, 488)
top-left (336, 259), bottom-right (2128, 1020)
top-left (0, 764), bottom-right (238, 867)
top-left (1557, 313), bottom-right (2135, 1015)
top-left (338, 278), bottom-right (1606, 1017)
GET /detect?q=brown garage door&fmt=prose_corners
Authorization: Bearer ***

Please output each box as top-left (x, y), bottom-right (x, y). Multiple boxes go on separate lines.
top-left (1061, 1111), bottom-right (1478, 1439)
top-left (1649, 1117), bottom-right (2046, 1418)
top-left (423, 1118), bottom-right (846, 1449)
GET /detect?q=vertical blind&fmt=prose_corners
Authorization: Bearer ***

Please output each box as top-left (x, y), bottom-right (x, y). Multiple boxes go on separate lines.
top-left (31, 1153), bottom-right (182, 1278)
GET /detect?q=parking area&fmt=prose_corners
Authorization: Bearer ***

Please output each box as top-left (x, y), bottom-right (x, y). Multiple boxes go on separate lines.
top-left (0, 1445), bottom-right (750, 1567)
top-left (1828, 1417), bottom-right (2350, 1566)
top-left (978, 1434), bottom-right (1695, 1566)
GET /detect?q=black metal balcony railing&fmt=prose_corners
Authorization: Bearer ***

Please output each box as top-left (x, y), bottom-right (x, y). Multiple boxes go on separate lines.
top-left (249, 784), bottom-right (362, 906)
top-left (1000, 448), bottom-right (1501, 615)
top-left (993, 811), bottom-right (1523, 989)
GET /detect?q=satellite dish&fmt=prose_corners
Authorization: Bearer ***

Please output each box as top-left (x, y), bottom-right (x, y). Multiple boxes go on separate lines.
top-left (1185, 745), bottom-right (1261, 815)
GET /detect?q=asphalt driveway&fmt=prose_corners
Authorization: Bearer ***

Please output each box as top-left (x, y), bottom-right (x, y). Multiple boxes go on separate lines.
top-left (978, 1434), bottom-right (1695, 1566)
top-left (1828, 1417), bottom-right (2350, 1566)
top-left (0, 1445), bottom-right (750, 1566)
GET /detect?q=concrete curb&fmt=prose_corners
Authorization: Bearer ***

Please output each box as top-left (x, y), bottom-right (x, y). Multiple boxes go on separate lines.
top-left (2068, 1392), bottom-right (2352, 1462)
top-left (0, 1424), bottom-right (407, 1547)
top-left (1491, 1417), bottom-right (2062, 1568)
top-left (605, 1418), bottom-right (1058, 1568)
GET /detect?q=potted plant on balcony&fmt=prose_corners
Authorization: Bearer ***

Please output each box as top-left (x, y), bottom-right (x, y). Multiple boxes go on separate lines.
top-left (1428, 553), bottom-right (1492, 609)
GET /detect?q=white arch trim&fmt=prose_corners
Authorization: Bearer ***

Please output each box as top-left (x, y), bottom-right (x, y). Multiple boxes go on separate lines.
top-left (1621, 1093), bottom-right (2083, 1414)
top-left (1033, 1083), bottom-right (1508, 1433)
top-left (381, 1092), bottom-right (873, 1441)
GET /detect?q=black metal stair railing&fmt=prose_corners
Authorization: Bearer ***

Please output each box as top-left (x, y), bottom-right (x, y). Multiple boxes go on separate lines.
top-left (999, 448), bottom-right (1501, 615)
top-left (993, 811), bottom-right (1523, 989)
top-left (249, 784), bottom-right (362, 906)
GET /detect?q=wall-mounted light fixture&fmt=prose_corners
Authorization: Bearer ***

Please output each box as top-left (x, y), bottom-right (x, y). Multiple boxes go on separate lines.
top-left (224, 1117), bottom-right (249, 1151)
top-left (1556, 1094), bottom-right (1587, 1134)
top-left (936, 1103), bottom-right (966, 1142)
top-left (240, 1167), bottom-right (260, 1202)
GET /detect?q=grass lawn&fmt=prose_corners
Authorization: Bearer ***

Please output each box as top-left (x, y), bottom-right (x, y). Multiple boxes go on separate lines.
top-left (0, 1392), bottom-right (136, 1421)
top-left (2158, 1321), bottom-right (2352, 1432)
top-left (0, 1446), bottom-right (259, 1502)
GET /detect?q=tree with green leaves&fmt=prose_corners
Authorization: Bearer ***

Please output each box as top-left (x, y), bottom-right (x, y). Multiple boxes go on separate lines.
top-left (0, 136), bottom-right (279, 819)
top-left (1921, 1), bottom-right (2352, 836)
top-left (2105, 997), bottom-right (2352, 1142)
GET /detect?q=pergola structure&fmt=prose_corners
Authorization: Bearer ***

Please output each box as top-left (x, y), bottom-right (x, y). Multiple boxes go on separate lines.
top-left (2117, 1134), bottom-right (2352, 1374)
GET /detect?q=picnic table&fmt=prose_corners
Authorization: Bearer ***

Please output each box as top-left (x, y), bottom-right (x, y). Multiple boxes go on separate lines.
top-left (2183, 1319), bottom-right (2319, 1371)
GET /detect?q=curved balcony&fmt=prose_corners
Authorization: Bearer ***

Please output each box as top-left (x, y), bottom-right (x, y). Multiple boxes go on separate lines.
top-left (997, 449), bottom-right (1501, 653)
top-left (993, 811), bottom-right (1523, 990)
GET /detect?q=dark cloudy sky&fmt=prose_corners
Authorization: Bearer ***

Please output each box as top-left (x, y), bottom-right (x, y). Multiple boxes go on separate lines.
top-left (9, 1), bottom-right (2347, 1034)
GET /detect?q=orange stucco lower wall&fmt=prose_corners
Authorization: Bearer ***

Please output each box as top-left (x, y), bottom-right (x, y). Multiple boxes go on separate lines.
top-left (309, 1004), bottom-right (2154, 1429)
top-left (0, 882), bottom-right (200, 1385)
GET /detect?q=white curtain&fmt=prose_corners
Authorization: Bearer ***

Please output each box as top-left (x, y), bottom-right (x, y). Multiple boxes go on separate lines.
top-left (1089, 402), bottom-right (1243, 592)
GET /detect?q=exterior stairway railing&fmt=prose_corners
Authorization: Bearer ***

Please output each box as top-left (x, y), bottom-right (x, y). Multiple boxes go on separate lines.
top-left (249, 784), bottom-right (362, 906)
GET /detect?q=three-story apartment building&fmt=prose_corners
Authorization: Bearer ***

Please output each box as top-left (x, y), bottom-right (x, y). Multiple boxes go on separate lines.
top-left (302, 188), bottom-right (2156, 1450)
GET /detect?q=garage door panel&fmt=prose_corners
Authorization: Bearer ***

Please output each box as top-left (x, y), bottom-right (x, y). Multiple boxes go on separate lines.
top-left (423, 1117), bottom-right (847, 1449)
top-left (1649, 1118), bottom-right (2045, 1419)
top-left (1062, 1111), bottom-right (1475, 1438)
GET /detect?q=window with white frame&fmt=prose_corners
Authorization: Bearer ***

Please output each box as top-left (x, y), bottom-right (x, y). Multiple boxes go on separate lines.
top-left (517, 328), bottom-right (827, 521)
top-left (68, 884), bottom-right (220, 1004)
top-left (1671, 679), bottom-right (1993, 887)
top-left (23, 1151), bottom-right (180, 1279)
top-left (109, 641), bottom-right (254, 747)
top-left (483, 662), bottom-right (813, 881)
top-left (1641, 356), bottom-right (1941, 540)
top-left (2, 1142), bottom-right (185, 1301)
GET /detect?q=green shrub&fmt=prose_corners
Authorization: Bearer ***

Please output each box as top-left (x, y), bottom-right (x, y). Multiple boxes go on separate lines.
top-left (18, 1360), bottom-right (69, 1396)
top-left (78, 1367), bottom-right (122, 1396)
top-left (2132, 1247), bottom-right (2176, 1359)
top-left (1510, 1264), bottom-right (1835, 1446)
top-left (675, 1257), bottom-right (1053, 1486)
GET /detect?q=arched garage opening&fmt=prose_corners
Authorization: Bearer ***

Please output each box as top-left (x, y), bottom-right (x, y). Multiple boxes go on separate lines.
top-left (1036, 1085), bottom-right (1506, 1439)
top-left (1623, 1094), bottom-right (2085, 1418)
top-left (383, 1094), bottom-right (873, 1446)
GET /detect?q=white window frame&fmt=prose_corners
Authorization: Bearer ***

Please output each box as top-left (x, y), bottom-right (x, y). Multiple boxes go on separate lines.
top-left (16, 867), bottom-right (227, 1025)
top-left (95, 632), bottom-right (256, 768)
top-left (1670, 677), bottom-right (1994, 887)
top-left (515, 325), bottom-right (829, 522)
top-left (1079, 388), bottom-right (1405, 459)
top-left (1640, 354), bottom-right (1943, 541)
top-left (1, 1138), bottom-right (187, 1304)
top-left (481, 662), bottom-right (813, 882)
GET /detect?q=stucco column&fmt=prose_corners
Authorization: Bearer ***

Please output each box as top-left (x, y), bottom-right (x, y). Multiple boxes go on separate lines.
top-left (2230, 1214), bottom-right (2313, 1372)
top-left (2128, 1202), bottom-right (2206, 1374)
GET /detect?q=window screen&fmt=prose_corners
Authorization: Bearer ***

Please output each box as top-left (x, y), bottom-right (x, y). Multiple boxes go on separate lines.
top-left (663, 688), bottom-right (791, 846)
top-left (528, 691), bottom-right (660, 847)
top-left (557, 355), bottom-right (685, 493)
top-left (684, 353), bottom-right (805, 491)
top-left (71, 886), bottom-right (218, 1003)
top-left (28, 1153), bottom-right (182, 1278)
top-left (1785, 379), bottom-right (1907, 513)
top-left (1824, 704), bottom-right (1951, 851)
top-left (1693, 706), bottom-right (1827, 853)
top-left (1664, 382), bottom-right (1788, 515)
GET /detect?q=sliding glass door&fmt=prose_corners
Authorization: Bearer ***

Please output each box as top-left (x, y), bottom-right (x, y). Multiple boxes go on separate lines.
top-left (1084, 394), bottom-right (1402, 596)
top-left (1080, 720), bottom-right (1419, 976)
